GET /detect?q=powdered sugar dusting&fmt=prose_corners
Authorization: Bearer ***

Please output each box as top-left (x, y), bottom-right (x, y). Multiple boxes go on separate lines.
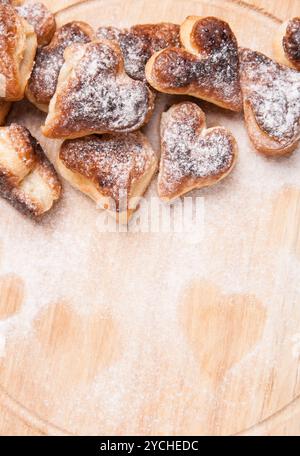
top-left (151, 18), bottom-right (242, 111)
top-left (1, 1), bottom-right (300, 436)
top-left (160, 102), bottom-right (234, 193)
top-left (53, 42), bottom-right (153, 135)
top-left (16, 1), bottom-right (55, 45)
top-left (97, 23), bottom-right (180, 81)
top-left (60, 132), bottom-right (155, 204)
top-left (28, 22), bottom-right (92, 104)
top-left (240, 48), bottom-right (300, 145)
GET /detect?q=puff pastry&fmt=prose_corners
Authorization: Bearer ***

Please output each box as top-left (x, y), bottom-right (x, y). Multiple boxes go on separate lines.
top-left (273, 18), bottom-right (300, 71)
top-left (97, 23), bottom-right (180, 81)
top-left (58, 132), bottom-right (158, 223)
top-left (26, 21), bottom-right (94, 112)
top-left (16, 1), bottom-right (56, 46)
top-left (239, 48), bottom-right (300, 156)
top-left (0, 2), bottom-right (37, 101)
top-left (0, 123), bottom-right (61, 217)
top-left (158, 102), bottom-right (238, 201)
top-left (42, 40), bottom-right (155, 139)
top-left (146, 16), bottom-right (242, 112)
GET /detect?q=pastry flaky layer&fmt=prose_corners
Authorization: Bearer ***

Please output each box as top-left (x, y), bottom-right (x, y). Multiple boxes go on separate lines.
top-left (145, 16), bottom-right (242, 112)
top-left (0, 2), bottom-right (37, 101)
top-left (16, 1), bottom-right (56, 46)
top-left (0, 123), bottom-right (62, 217)
top-left (42, 40), bottom-right (155, 139)
top-left (158, 102), bottom-right (238, 201)
top-left (58, 132), bottom-right (158, 223)
top-left (273, 17), bottom-right (300, 71)
top-left (26, 21), bottom-right (95, 112)
top-left (97, 23), bottom-right (180, 82)
top-left (239, 47), bottom-right (300, 156)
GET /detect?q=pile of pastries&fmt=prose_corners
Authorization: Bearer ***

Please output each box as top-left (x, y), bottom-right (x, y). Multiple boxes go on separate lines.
top-left (0, 0), bottom-right (299, 222)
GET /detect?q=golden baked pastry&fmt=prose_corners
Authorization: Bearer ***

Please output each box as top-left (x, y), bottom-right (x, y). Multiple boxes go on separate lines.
top-left (239, 48), bottom-right (300, 156)
top-left (16, 1), bottom-right (56, 46)
top-left (97, 23), bottom-right (180, 81)
top-left (0, 123), bottom-right (61, 217)
top-left (158, 102), bottom-right (238, 201)
top-left (58, 132), bottom-right (158, 223)
top-left (273, 17), bottom-right (300, 71)
top-left (145, 16), bottom-right (242, 112)
top-left (42, 40), bottom-right (155, 139)
top-left (26, 21), bottom-right (94, 112)
top-left (0, 2), bottom-right (37, 101)
top-left (0, 101), bottom-right (11, 125)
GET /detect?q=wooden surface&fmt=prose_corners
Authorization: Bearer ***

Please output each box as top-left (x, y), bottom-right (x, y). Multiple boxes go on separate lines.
top-left (0, 0), bottom-right (300, 436)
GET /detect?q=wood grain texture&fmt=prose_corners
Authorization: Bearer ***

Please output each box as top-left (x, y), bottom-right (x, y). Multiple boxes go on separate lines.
top-left (0, 0), bottom-right (300, 436)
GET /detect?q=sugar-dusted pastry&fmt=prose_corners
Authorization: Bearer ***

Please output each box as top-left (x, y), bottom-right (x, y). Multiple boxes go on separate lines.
top-left (239, 48), bottom-right (300, 156)
top-left (0, 3), bottom-right (37, 101)
top-left (0, 1), bottom-right (22, 5)
top-left (273, 18), bottom-right (300, 71)
top-left (26, 22), bottom-right (94, 112)
top-left (0, 124), bottom-right (61, 217)
top-left (58, 132), bottom-right (158, 223)
top-left (16, 1), bottom-right (56, 46)
top-left (158, 102), bottom-right (237, 201)
top-left (42, 41), bottom-right (155, 139)
top-left (0, 101), bottom-right (11, 125)
top-left (97, 23), bottom-right (180, 81)
top-left (145, 16), bottom-right (242, 112)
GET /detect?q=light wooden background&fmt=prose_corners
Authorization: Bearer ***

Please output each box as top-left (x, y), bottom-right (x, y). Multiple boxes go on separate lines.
top-left (0, 0), bottom-right (300, 436)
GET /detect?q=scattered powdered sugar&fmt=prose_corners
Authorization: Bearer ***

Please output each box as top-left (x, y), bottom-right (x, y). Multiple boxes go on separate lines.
top-left (151, 18), bottom-right (242, 111)
top-left (1, 6), bottom-right (300, 434)
top-left (60, 132), bottom-right (155, 204)
top-left (161, 103), bottom-right (234, 192)
top-left (16, 1), bottom-right (55, 45)
top-left (57, 42), bottom-right (153, 134)
top-left (240, 48), bottom-right (300, 144)
top-left (97, 24), bottom-right (180, 81)
top-left (28, 22), bottom-right (92, 103)
top-left (1, 85), bottom-right (300, 434)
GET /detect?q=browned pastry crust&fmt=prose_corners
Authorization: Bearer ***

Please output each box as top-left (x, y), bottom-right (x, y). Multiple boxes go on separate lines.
top-left (0, 101), bottom-right (11, 125)
top-left (0, 1), bottom-right (23, 5)
top-left (239, 48), bottom-right (300, 156)
top-left (0, 123), bottom-right (61, 217)
top-left (26, 21), bottom-right (94, 112)
top-left (97, 23), bottom-right (180, 81)
top-left (273, 18), bottom-right (300, 71)
top-left (158, 102), bottom-right (238, 201)
top-left (58, 132), bottom-right (158, 223)
top-left (0, 3), bottom-right (37, 101)
top-left (16, 1), bottom-right (56, 46)
top-left (145, 16), bottom-right (242, 112)
top-left (42, 40), bottom-right (155, 139)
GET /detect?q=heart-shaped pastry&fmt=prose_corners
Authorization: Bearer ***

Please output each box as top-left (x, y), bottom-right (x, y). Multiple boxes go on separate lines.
top-left (42, 40), bottom-right (155, 139)
top-left (26, 21), bottom-right (94, 112)
top-left (0, 2), bottom-right (37, 101)
top-left (158, 102), bottom-right (238, 201)
top-left (145, 16), bottom-right (242, 112)
top-left (273, 17), bottom-right (300, 71)
top-left (97, 23), bottom-right (180, 81)
top-left (239, 48), bottom-right (300, 156)
top-left (57, 131), bottom-right (158, 223)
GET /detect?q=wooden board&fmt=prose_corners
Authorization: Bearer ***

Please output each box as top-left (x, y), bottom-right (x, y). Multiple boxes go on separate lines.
top-left (0, 0), bottom-right (300, 436)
